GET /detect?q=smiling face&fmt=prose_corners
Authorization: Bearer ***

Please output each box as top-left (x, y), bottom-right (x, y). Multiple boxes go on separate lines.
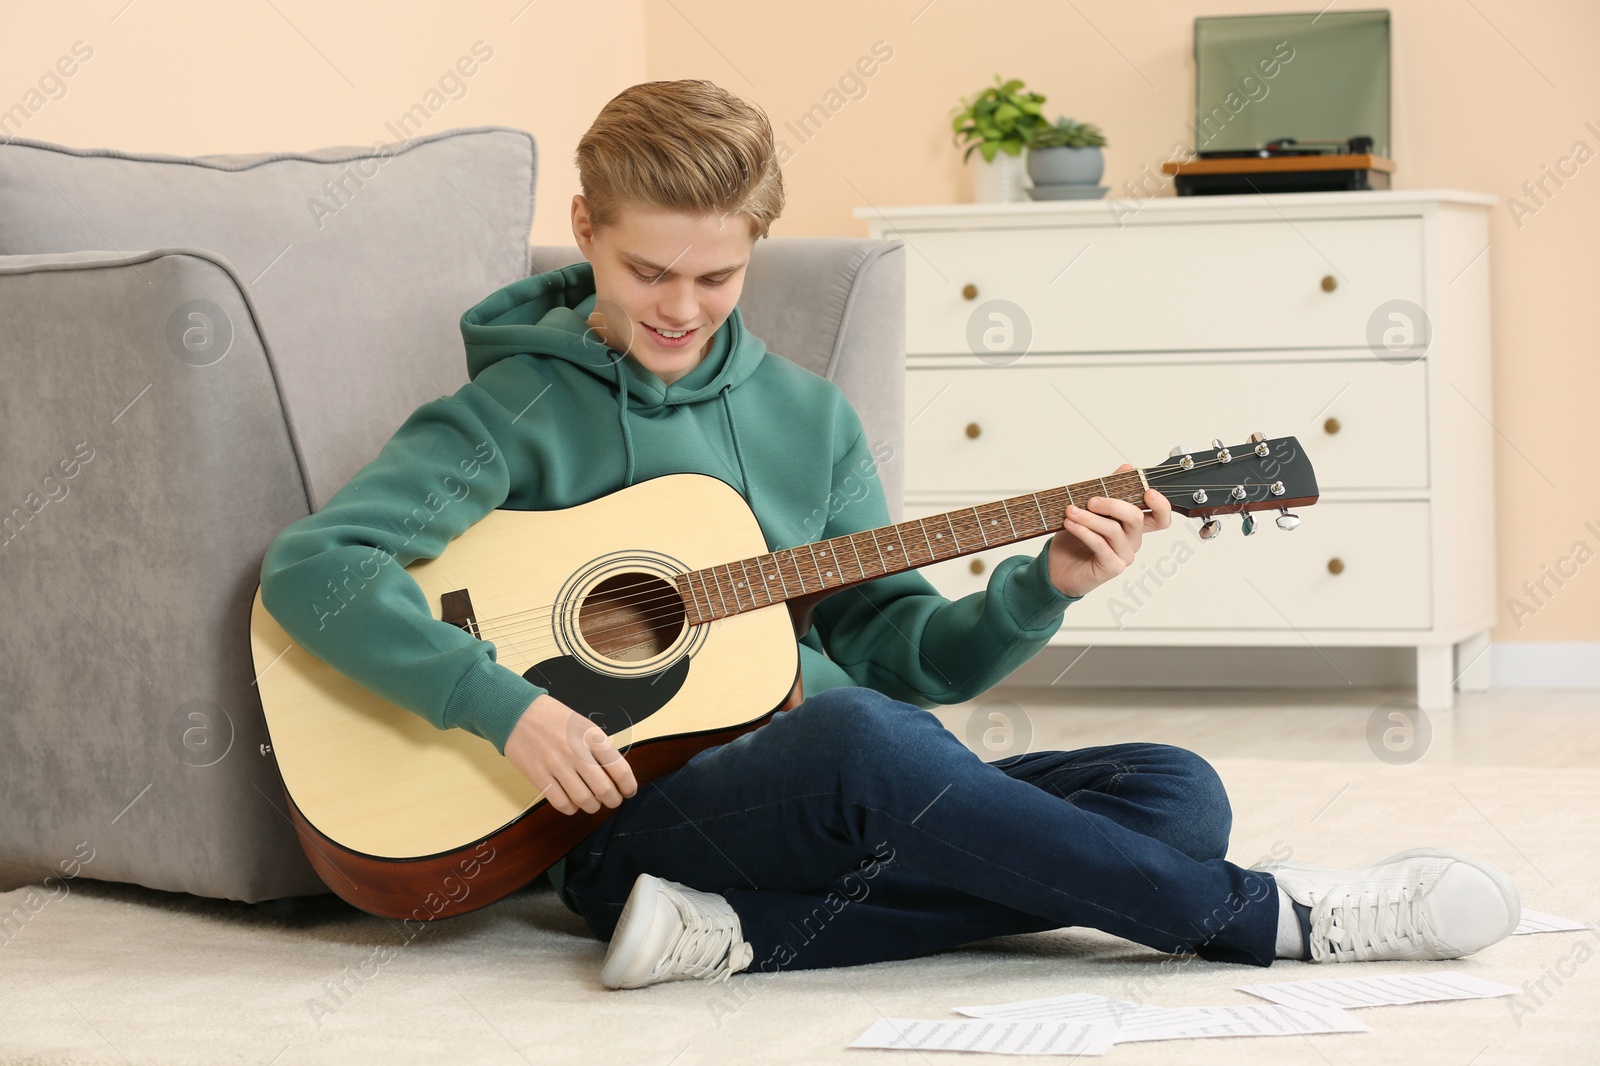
top-left (571, 196), bottom-right (755, 386)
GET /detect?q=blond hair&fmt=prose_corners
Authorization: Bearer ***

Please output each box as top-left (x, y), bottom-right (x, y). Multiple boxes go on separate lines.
top-left (575, 79), bottom-right (785, 240)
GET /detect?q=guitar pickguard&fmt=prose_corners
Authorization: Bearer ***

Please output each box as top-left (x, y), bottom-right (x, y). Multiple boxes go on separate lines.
top-left (520, 654), bottom-right (691, 738)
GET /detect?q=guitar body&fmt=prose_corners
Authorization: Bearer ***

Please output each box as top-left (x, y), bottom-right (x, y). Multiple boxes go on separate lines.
top-left (249, 473), bottom-right (803, 921)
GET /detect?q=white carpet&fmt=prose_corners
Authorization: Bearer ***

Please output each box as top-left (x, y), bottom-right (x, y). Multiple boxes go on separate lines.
top-left (3, 757), bottom-right (1596, 1065)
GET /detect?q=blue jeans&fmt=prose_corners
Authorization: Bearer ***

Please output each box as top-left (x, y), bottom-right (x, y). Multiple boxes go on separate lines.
top-left (562, 686), bottom-right (1280, 971)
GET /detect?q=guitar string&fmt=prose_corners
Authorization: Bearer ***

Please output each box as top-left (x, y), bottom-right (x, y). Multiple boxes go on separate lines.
top-left (446, 472), bottom-right (1153, 641)
top-left (438, 455), bottom-right (1282, 639)
top-left (463, 507), bottom-right (1300, 668)
top-left (444, 466), bottom-right (1298, 663)
top-left (427, 460), bottom-right (1285, 645)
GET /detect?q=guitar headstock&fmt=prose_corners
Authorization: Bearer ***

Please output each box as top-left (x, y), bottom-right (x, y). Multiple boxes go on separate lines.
top-left (1144, 433), bottom-right (1318, 536)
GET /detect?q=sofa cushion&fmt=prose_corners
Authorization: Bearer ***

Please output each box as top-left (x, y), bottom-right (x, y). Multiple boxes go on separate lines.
top-left (0, 127), bottom-right (536, 510)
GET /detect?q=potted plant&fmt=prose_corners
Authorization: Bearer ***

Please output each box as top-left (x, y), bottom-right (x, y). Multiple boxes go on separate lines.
top-left (1026, 117), bottom-right (1109, 199)
top-left (949, 75), bottom-right (1051, 203)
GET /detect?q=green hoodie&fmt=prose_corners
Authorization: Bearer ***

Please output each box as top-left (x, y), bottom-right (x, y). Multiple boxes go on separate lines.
top-left (258, 259), bottom-right (1081, 911)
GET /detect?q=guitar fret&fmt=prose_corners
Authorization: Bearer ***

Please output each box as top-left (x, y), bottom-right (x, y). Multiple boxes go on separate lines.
top-left (757, 559), bottom-right (772, 605)
top-left (756, 557), bottom-right (776, 600)
top-left (712, 566), bottom-right (730, 616)
top-left (723, 563), bottom-right (742, 611)
top-left (918, 517), bottom-right (937, 562)
top-left (974, 507), bottom-right (989, 547)
top-left (1031, 493), bottom-right (1049, 532)
top-left (999, 498), bottom-right (1018, 538)
top-left (944, 512), bottom-right (961, 552)
top-left (738, 559), bottom-right (760, 607)
top-left (892, 522), bottom-right (910, 566)
top-left (813, 542), bottom-right (836, 584)
top-left (716, 564), bottom-right (733, 612)
top-left (868, 528), bottom-right (886, 576)
top-left (848, 534), bottom-right (868, 582)
top-left (704, 570), bottom-right (719, 620)
top-left (773, 555), bottom-right (792, 598)
top-left (1098, 477), bottom-right (1109, 499)
top-left (691, 571), bottom-right (710, 621)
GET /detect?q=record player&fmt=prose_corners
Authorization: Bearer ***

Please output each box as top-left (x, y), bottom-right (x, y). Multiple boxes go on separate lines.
top-left (1163, 135), bottom-right (1394, 196)
top-left (1162, 11), bottom-right (1394, 196)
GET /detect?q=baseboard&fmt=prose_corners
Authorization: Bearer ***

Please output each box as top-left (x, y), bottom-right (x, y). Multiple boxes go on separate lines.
top-left (1491, 642), bottom-right (1600, 688)
top-left (1004, 642), bottom-right (1600, 690)
top-left (1005, 645), bottom-right (1415, 689)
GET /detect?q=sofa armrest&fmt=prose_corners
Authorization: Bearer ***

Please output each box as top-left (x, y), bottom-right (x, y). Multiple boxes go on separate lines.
top-left (0, 248), bottom-right (325, 901)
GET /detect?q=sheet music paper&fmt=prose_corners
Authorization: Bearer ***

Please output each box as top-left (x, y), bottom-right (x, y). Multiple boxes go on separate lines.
top-left (1239, 970), bottom-right (1520, 1011)
top-left (953, 992), bottom-right (1153, 1027)
top-left (1514, 909), bottom-right (1591, 935)
top-left (848, 1018), bottom-right (1116, 1056)
top-left (954, 992), bottom-right (1368, 1043)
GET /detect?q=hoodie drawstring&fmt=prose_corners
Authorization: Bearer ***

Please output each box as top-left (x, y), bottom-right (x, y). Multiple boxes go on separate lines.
top-left (720, 384), bottom-right (753, 504)
top-left (614, 357), bottom-right (637, 487)
top-left (610, 355), bottom-right (751, 503)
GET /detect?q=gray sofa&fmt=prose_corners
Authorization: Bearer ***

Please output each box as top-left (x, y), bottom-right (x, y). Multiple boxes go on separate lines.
top-left (0, 126), bottom-right (906, 903)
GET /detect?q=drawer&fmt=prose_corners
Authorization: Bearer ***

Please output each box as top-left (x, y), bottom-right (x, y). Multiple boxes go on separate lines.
top-left (905, 359), bottom-right (1428, 495)
top-left (904, 218), bottom-right (1424, 355)
top-left (907, 499), bottom-right (1432, 631)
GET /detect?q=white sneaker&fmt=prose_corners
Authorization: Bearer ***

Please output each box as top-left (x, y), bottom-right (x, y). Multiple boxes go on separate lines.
top-left (599, 873), bottom-right (755, 989)
top-left (1253, 847), bottom-right (1521, 963)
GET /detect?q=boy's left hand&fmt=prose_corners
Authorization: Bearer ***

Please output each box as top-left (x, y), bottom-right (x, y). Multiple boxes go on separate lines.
top-left (1046, 463), bottom-right (1173, 599)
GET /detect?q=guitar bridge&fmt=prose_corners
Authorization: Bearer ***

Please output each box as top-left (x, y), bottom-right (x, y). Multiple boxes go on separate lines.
top-left (441, 589), bottom-right (481, 640)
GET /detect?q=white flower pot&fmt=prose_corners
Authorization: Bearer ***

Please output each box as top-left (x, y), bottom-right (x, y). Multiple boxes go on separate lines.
top-left (971, 149), bottom-right (1030, 203)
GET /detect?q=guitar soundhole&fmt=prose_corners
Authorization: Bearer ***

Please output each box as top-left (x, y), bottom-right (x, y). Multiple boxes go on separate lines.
top-left (577, 572), bottom-right (684, 662)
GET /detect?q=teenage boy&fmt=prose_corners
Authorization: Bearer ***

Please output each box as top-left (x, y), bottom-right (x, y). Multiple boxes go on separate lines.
top-left (259, 79), bottom-right (1520, 992)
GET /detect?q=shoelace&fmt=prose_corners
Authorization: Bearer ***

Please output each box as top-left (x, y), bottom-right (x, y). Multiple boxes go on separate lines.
top-left (653, 890), bottom-right (755, 984)
top-left (1307, 880), bottom-right (1440, 962)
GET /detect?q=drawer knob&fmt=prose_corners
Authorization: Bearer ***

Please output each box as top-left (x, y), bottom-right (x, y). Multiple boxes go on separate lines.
top-left (969, 558), bottom-right (986, 575)
top-left (965, 422), bottom-right (982, 439)
top-left (1321, 275), bottom-right (1338, 293)
top-left (1324, 416), bottom-right (1341, 435)
top-left (1327, 557), bottom-right (1345, 575)
top-left (962, 283), bottom-right (979, 301)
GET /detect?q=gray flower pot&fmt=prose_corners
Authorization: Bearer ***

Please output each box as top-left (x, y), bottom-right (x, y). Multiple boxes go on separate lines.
top-left (1027, 146), bottom-right (1105, 186)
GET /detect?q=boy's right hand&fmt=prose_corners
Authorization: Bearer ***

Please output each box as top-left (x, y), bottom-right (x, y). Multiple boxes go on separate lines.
top-left (503, 693), bottom-right (638, 815)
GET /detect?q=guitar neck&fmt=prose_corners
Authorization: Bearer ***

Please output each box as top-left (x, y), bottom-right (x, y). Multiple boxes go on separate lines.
top-left (676, 469), bottom-right (1148, 625)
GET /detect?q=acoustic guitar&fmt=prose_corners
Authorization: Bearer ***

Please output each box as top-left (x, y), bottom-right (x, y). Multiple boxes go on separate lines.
top-left (249, 432), bottom-right (1317, 922)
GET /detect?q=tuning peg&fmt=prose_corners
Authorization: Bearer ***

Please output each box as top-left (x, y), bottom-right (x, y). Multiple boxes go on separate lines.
top-left (1198, 518), bottom-right (1223, 540)
top-left (1275, 509), bottom-right (1301, 531)
top-left (1241, 513), bottom-right (1256, 536)
top-left (1248, 431), bottom-right (1265, 444)
top-left (1168, 444), bottom-right (1188, 457)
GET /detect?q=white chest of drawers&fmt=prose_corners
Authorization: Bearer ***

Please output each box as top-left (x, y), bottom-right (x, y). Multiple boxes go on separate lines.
top-left (854, 191), bottom-right (1496, 709)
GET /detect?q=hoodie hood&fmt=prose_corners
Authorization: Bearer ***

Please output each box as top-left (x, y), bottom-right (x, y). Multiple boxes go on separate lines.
top-left (459, 258), bottom-right (768, 491)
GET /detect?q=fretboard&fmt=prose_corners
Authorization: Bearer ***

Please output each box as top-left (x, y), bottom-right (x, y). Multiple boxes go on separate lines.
top-left (675, 470), bottom-right (1147, 625)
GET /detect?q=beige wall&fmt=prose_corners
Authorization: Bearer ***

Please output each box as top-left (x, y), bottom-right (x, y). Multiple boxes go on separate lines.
top-left (6, 0), bottom-right (1596, 643)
